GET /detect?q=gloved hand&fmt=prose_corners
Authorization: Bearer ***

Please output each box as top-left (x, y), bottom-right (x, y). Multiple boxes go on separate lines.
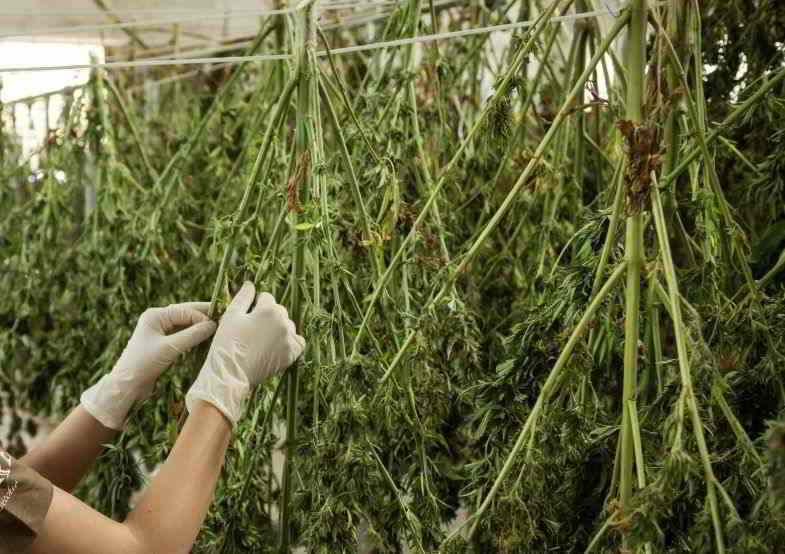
top-left (81, 302), bottom-right (218, 430)
top-left (185, 282), bottom-right (305, 427)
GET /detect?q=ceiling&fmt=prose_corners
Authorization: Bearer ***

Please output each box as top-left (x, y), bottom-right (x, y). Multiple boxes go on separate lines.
top-left (0, 1), bottom-right (290, 58)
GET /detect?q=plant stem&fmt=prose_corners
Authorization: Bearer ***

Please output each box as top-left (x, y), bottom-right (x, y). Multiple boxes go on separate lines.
top-left (590, 157), bottom-right (625, 297)
top-left (279, 3), bottom-right (318, 550)
top-left (619, 0), bottom-right (646, 531)
top-left (650, 175), bottom-right (726, 553)
top-left (317, 28), bottom-right (381, 164)
top-left (318, 74), bottom-right (376, 268)
top-left (652, 5), bottom-right (755, 293)
top-left (218, 379), bottom-right (285, 554)
top-left (405, 0), bottom-right (450, 263)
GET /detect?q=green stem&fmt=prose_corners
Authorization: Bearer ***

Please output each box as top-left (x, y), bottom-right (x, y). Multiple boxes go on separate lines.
top-left (619, 0), bottom-right (646, 530)
top-left (652, 6), bottom-right (755, 292)
top-left (651, 176), bottom-right (726, 553)
top-left (712, 384), bottom-right (765, 470)
top-left (218, 379), bottom-right (285, 554)
top-left (406, 0), bottom-right (450, 263)
top-left (590, 157), bottom-right (625, 297)
top-left (279, 3), bottom-right (318, 550)
top-left (584, 517), bottom-right (612, 553)
top-left (317, 28), bottom-right (381, 164)
top-left (317, 74), bottom-right (374, 254)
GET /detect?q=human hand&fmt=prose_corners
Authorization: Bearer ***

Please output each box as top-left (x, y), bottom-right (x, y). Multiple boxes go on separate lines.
top-left (81, 302), bottom-right (217, 430)
top-left (185, 282), bottom-right (305, 426)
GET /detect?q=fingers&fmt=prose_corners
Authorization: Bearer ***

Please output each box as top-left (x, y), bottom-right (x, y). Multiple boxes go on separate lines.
top-left (159, 303), bottom-right (211, 332)
top-left (292, 333), bottom-right (306, 359)
top-left (225, 281), bottom-right (255, 316)
top-left (178, 301), bottom-right (212, 316)
top-left (252, 291), bottom-right (277, 313)
top-left (167, 320), bottom-right (218, 353)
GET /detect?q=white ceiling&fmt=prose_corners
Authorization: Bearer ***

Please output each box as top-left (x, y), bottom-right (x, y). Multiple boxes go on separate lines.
top-left (0, 1), bottom-right (279, 54)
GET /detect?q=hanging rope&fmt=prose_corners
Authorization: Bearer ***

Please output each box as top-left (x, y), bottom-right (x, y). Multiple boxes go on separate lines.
top-left (0, 2), bottom-right (400, 18)
top-left (0, 0), bottom-right (402, 40)
top-left (0, 5), bottom-right (633, 74)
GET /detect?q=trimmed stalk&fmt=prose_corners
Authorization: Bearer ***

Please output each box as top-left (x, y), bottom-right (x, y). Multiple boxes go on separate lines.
top-left (619, 0), bottom-right (646, 531)
top-left (650, 176), bottom-right (726, 552)
top-left (442, 260), bottom-right (628, 544)
top-left (309, 46), bottom-right (328, 435)
top-left (279, 2), bottom-right (318, 550)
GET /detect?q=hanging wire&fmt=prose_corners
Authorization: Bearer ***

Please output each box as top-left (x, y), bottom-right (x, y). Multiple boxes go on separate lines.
top-left (0, 0), bottom-right (403, 39)
top-left (0, 0), bottom-right (403, 40)
top-left (0, 2), bottom-right (400, 18)
top-left (103, 0), bottom-right (458, 63)
top-left (0, 5), bottom-right (630, 74)
top-left (112, 1), bottom-right (407, 63)
top-left (0, 9), bottom-right (293, 40)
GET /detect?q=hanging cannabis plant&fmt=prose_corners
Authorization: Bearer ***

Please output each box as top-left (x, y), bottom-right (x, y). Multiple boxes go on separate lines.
top-left (1, 0), bottom-right (785, 552)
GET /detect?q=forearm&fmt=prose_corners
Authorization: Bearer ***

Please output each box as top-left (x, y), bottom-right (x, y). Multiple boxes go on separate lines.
top-left (125, 399), bottom-right (231, 553)
top-left (21, 405), bottom-right (117, 491)
top-left (31, 400), bottom-right (233, 554)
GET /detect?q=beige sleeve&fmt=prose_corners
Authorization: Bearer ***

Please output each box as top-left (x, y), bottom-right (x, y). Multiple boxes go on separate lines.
top-left (0, 446), bottom-right (54, 554)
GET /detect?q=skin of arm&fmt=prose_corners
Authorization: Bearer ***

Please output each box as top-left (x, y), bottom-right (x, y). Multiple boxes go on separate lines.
top-left (30, 399), bottom-right (232, 554)
top-left (20, 405), bottom-right (118, 492)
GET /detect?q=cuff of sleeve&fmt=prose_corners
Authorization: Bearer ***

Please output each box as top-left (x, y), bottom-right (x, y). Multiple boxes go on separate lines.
top-left (0, 448), bottom-right (54, 554)
top-left (185, 367), bottom-right (250, 428)
top-left (80, 373), bottom-right (138, 431)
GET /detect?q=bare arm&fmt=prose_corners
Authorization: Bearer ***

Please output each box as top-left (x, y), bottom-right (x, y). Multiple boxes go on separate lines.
top-left (20, 406), bottom-right (117, 492)
top-left (20, 302), bottom-right (216, 493)
top-left (30, 400), bottom-right (231, 554)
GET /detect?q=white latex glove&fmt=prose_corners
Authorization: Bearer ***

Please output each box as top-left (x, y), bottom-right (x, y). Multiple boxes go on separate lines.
top-left (185, 282), bottom-right (305, 427)
top-left (81, 302), bottom-right (218, 430)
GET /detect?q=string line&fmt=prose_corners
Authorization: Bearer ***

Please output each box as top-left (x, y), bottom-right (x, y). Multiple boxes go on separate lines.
top-left (104, 0), bottom-right (461, 62)
top-left (0, 0), bottom-right (401, 39)
top-left (0, 6), bottom-right (625, 74)
top-left (0, 2), bottom-right (399, 18)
